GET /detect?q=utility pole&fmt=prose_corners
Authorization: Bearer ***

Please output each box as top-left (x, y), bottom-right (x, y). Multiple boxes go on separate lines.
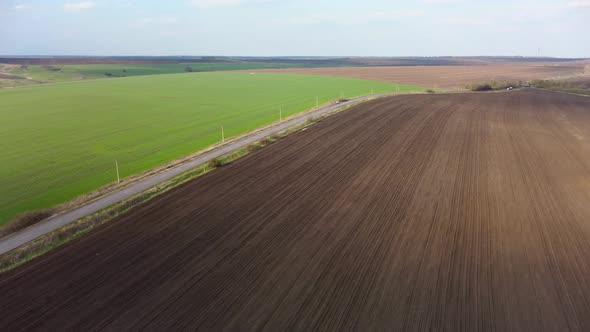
top-left (115, 160), bottom-right (120, 183)
top-left (221, 125), bottom-right (225, 143)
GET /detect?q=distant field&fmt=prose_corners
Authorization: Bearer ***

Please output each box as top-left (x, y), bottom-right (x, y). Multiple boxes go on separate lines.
top-left (0, 72), bottom-right (421, 224)
top-left (251, 63), bottom-right (587, 88)
top-left (3, 57), bottom-right (587, 88)
top-left (0, 62), bottom-right (326, 87)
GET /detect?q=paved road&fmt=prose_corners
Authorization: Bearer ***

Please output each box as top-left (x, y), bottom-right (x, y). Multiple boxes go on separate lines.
top-left (0, 95), bottom-right (379, 255)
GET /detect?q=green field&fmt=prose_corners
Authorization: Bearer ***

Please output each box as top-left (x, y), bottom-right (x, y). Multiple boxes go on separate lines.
top-left (2, 61), bottom-right (353, 87)
top-left (0, 72), bottom-right (423, 224)
top-left (9, 62), bottom-right (305, 79)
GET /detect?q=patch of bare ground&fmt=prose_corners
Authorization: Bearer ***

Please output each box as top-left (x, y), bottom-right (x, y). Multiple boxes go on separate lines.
top-left (2, 90), bottom-right (590, 330)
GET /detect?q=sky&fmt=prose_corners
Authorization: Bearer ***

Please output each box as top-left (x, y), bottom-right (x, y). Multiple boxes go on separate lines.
top-left (0, 0), bottom-right (589, 57)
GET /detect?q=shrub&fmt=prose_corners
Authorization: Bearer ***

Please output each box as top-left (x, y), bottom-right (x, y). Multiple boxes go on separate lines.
top-left (471, 84), bottom-right (493, 91)
top-left (468, 80), bottom-right (522, 91)
top-left (246, 143), bottom-right (261, 153)
top-left (426, 89), bottom-right (436, 93)
top-left (185, 66), bottom-right (193, 72)
top-left (42, 65), bottom-right (62, 72)
top-left (0, 208), bottom-right (56, 239)
top-left (208, 158), bottom-right (221, 168)
top-left (305, 116), bottom-right (320, 125)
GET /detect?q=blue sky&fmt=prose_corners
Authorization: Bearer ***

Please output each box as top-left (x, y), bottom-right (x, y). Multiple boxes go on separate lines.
top-left (1, 0), bottom-right (589, 57)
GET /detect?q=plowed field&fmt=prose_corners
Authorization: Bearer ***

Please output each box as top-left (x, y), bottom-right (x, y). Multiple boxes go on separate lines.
top-left (250, 63), bottom-right (587, 88)
top-left (2, 89), bottom-right (590, 331)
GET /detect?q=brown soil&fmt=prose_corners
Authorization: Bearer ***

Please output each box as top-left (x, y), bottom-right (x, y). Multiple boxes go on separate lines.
top-left (250, 63), bottom-right (587, 88)
top-left (2, 90), bottom-right (590, 331)
top-left (346, 56), bottom-right (589, 66)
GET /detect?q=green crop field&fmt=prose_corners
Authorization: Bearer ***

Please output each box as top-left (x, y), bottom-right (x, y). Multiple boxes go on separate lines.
top-left (9, 62), bottom-right (306, 80)
top-left (1, 61), bottom-right (355, 87)
top-left (0, 72), bottom-right (424, 224)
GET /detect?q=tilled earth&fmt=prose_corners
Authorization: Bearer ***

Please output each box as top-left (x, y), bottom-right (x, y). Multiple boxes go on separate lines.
top-left (2, 90), bottom-right (590, 331)
top-left (250, 63), bottom-right (586, 88)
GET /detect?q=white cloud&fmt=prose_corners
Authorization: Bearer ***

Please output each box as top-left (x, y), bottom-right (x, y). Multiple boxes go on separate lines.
top-left (280, 10), bottom-right (424, 26)
top-left (505, 0), bottom-right (587, 23)
top-left (565, 0), bottom-right (590, 8)
top-left (14, 4), bottom-right (31, 11)
top-left (63, 1), bottom-right (96, 11)
top-left (187, 0), bottom-right (271, 8)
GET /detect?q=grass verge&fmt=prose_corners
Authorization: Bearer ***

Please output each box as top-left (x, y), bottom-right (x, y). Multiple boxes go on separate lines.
top-left (530, 79), bottom-right (590, 96)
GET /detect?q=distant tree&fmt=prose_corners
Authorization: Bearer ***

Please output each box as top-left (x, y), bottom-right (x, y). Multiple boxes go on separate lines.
top-left (104, 72), bottom-right (113, 77)
top-left (184, 66), bottom-right (193, 72)
top-left (468, 83), bottom-right (493, 91)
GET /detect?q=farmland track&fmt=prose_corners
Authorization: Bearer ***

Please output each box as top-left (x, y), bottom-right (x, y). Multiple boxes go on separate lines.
top-left (3, 90), bottom-right (590, 330)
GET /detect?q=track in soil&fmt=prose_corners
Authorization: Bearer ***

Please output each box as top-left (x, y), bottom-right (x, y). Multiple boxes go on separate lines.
top-left (2, 89), bottom-right (590, 331)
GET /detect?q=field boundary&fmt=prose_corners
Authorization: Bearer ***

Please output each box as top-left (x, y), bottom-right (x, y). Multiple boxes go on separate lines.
top-left (0, 92), bottom-right (400, 262)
